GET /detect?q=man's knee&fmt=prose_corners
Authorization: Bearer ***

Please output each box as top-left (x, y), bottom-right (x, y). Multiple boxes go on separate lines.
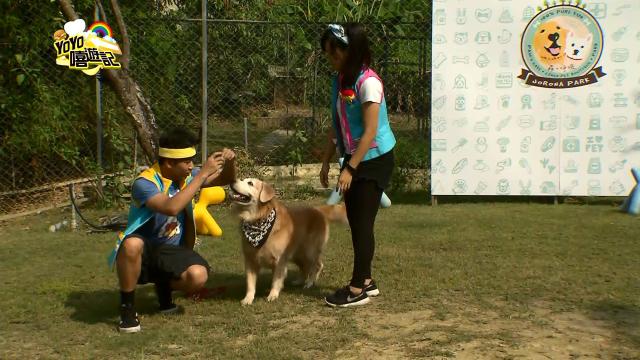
top-left (119, 237), bottom-right (144, 260)
top-left (186, 265), bottom-right (208, 288)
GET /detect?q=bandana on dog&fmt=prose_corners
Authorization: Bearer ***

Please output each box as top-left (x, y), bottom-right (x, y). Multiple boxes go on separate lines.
top-left (241, 209), bottom-right (276, 248)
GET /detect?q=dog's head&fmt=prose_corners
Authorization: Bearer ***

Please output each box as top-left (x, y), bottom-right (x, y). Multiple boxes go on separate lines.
top-left (565, 31), bottom-right (592, 61)
top-left (230, 178), bottom-right (275, 205)
top-left (533, 20), bottom-right (567, 62)
top-left (230, 178), bottom-right (276, 221)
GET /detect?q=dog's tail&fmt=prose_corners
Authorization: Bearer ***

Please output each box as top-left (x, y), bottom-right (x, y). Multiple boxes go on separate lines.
top-left (315, 204), bottom-right (348, 225)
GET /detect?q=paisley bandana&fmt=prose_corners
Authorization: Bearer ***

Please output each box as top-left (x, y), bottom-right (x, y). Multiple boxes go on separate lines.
top-left (241, 209), bottom-right (276, 248)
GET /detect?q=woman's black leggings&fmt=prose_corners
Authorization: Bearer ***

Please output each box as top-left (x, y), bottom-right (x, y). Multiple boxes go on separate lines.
top-left (344, 178), bottom-right (383, 289)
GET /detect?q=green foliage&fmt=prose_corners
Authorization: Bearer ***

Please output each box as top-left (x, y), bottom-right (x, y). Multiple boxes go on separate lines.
top-left (92, 171), bottom-right (134, 209)
top-left (284, 119), bottom-right (308, 177)
top-left (277, 182), bottom-right (318, 200)
top-left (1, 0), bottom-right (429, 199)
top-left (233, 146), bottom-right (267, 179)
top-left (194, 0), bottom-right (431, 22)
top-left (389, 135), bottom-right (429, 192)
top-left (0, 1), bottom-right (134, 190)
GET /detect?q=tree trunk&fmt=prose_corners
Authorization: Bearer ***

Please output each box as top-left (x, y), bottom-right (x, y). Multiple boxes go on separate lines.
top-left (58, 0), bottom-right (158, 163)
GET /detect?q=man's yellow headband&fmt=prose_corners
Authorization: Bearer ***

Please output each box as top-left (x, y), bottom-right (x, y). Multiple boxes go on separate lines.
top-left (158, 147), bottom-right (196, 159)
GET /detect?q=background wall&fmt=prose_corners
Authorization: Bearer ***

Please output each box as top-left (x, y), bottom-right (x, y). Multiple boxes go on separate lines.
top-left (431, 0), bottom-right (639, 196)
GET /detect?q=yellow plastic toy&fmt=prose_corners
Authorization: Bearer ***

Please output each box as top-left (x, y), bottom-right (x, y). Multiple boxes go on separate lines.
top-left (194, 186), bottom-right (226, 236)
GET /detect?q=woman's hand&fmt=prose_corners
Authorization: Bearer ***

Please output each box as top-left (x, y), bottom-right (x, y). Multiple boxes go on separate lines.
top-left (337, 168), bottom-right (353, 194)
top-left (320, 162), bottom-right (330, 188)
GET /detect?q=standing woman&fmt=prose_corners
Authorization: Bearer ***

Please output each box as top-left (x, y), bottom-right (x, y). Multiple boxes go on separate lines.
top-left (319, 23), bottom-right (396, 307)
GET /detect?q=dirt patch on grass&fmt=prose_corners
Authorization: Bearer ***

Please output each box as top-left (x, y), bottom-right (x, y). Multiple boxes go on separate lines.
top-left (345, 301), bottom-right (639, 359)
top-left (268, 313), bottom-right (338, 336)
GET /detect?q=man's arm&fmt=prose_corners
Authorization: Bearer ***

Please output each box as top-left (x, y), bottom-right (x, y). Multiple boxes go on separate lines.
top-left (145, 153), bottom-right (224, 216)
top-left (143, 173), bottom-right (209, 216)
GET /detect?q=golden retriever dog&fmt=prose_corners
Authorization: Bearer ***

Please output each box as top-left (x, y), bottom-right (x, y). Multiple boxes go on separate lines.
top-left (229, 178), bottom-right (346, 305)
top-left (533, 20), bottom-right (567, 66)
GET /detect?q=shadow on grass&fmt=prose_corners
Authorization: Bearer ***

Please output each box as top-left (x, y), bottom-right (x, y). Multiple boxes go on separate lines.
top-left (64, 286), bottom-right (161, 325)
top-left (588, 301), bottom-right (640, 348)
top-left (211, 270), bottom-right (335, 302)
top-left (64, 271), bottom-right (331, 324)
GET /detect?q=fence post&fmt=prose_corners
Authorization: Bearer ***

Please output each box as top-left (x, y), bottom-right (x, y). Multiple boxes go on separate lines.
top-left (244, 117), bottom-right (249, 152)
top-left (70, 184), bottom-right (77, 231)
top-left (201, 0), bottom-right (208, 162)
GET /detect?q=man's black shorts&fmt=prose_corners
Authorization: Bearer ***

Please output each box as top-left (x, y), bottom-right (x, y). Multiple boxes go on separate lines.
top-left (120, 234), bottom-right (210, 284)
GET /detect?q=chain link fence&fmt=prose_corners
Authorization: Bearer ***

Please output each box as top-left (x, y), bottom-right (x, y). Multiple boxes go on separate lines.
top-left (1, 1), bottom-right (431, 218)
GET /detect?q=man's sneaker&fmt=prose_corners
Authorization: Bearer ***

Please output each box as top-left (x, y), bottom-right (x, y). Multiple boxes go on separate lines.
top-left (155, 282), bottom-right (178, 314)
top-left (159, 302), bottom-right (180, 315)
top-left (364, 280), bottom-right (380, 297)
top-left (325, 286), bottom-right (370, 307)
top-left (119, 304), bottom-right (141, 333)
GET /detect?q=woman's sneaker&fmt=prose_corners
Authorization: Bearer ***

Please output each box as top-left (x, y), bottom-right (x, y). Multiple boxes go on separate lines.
top-left (364, 280), bottom-right (380, 297)
top-left (325, 286), bottom-right (370, 307)
top-left (119, 304), bottom-right (141, 333)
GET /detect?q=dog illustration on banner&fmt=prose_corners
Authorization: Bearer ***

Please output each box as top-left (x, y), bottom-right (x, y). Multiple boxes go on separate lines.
top-left (565, 31), bottom-right (593, 61)
top-left (532, 20), bottom-right (567, 66)
top-left (519, 1), bottom-right (606, 88)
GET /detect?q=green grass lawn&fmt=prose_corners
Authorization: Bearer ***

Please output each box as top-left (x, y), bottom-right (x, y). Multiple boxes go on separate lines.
top-left (1, 198), bottom-right (639, 359)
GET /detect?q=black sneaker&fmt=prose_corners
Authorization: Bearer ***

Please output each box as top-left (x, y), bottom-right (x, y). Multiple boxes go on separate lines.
top-left (155, 282), bottom-right (179, 314)
top-left (325, 286), bottom-right (370, 307)
top-left (364, 280), bottom-right (379, 297)
top-left (159, 302), bottom-right (180, 315)
top-left (119, 304), bottom-right (141, 333)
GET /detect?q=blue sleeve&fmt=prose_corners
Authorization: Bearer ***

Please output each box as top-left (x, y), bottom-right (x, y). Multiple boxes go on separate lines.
top-left (132, 178), bottom-right (161, 206)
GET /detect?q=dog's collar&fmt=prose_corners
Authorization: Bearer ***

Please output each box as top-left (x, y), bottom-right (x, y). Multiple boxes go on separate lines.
top-left (241, 208), bottom-right (276, 248)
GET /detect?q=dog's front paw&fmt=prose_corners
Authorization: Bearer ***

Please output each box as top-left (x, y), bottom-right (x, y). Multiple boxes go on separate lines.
top-left (266, 291), bottom-right (280, 302)
top-left (303, 280), bottom-right (315, 289)
top-left (241, 296), bottom-right (254, 306)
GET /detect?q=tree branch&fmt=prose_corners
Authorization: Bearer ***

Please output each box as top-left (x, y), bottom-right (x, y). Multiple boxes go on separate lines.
top-left (109, 0), bottom-right (130, 70)
top-left (95, 0), bottom-right (109, 23)
top-left (58, 0), bottom-right (158, 162)
top-left (58, 0), bottom-right (79, 21)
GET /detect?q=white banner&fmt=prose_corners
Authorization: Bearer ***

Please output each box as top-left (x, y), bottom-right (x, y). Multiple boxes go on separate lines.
top-left (431, 0), bottom-right (640, 196)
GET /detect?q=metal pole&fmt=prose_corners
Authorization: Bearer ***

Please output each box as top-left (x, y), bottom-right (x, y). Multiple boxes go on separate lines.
top-left (201, 0), bottom-right (208, 163)
top-left (70, 184), bottom-right (77, 231)
top-left (95, 5), bottom-right (103, 168)
top-left (244, 117), bottom-right (248, 152)
top-left (286, 24), bottom-right (290, 115)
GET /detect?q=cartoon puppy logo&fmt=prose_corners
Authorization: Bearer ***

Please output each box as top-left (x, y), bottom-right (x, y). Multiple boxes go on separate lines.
top-left (565, 31), bottom-right (593, 61)
top-left (520, 4), bottom-right (605, 88)
top-left (533, 20), bottom-right (567, 65)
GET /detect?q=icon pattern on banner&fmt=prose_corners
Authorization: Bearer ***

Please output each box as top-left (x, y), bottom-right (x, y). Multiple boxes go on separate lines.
top-left (431, 0), bottom-right (639, 196)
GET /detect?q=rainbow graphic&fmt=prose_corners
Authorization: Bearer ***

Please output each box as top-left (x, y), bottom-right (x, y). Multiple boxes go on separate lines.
top-left (88, 21), bottom-right (112, 38)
